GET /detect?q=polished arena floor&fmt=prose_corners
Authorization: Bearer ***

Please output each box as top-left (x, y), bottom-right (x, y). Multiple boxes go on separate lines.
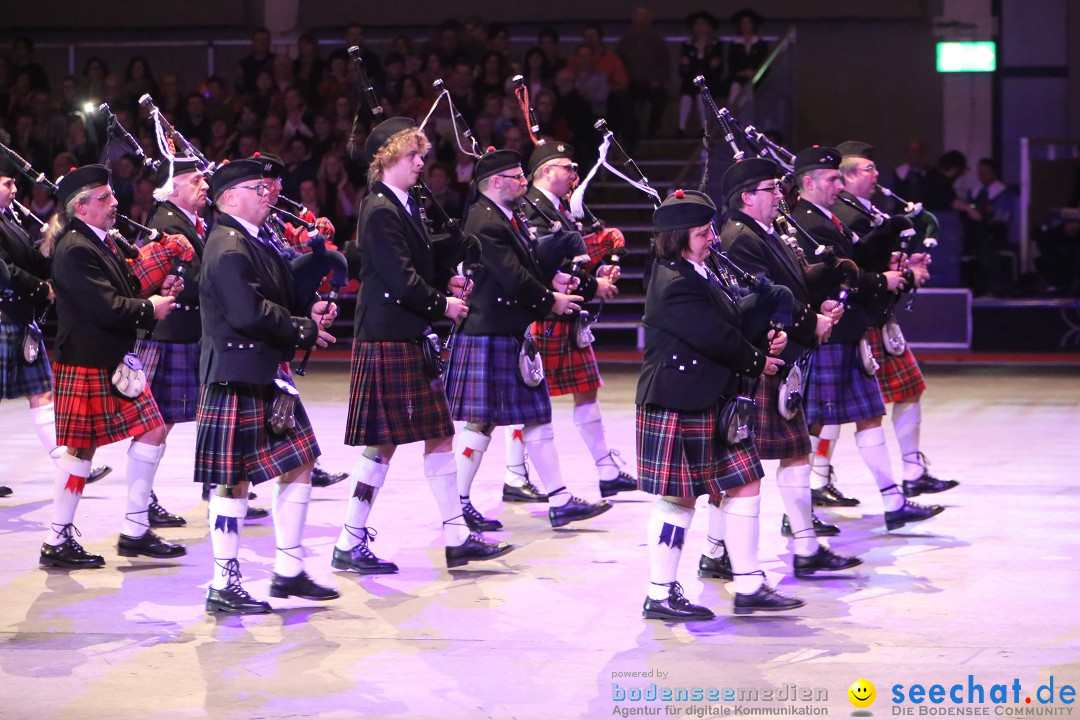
top-left (0, 363), bottom-right (1077, 719)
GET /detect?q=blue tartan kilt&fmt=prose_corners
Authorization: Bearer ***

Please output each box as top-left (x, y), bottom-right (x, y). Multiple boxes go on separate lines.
top-left (803, 342), bottom-right (886, 426)
top-left (194, 382), bottom-right (320, 487)
top-left (636, 402), bottom-right (763, 498)
top-left (751, 371), bottom-right (812, 460)
top-left (444, 333), bottom-right (552, 427)
top-left (135, 337), bottom-right (200, 424)
top-left (345, 339), bottom-right (454, 447)
top-left (0, 320), bottom-right (53, 399)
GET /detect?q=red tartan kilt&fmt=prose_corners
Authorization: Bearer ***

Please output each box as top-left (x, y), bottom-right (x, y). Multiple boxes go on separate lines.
top-left (751, 372), bottom-right (812, 460)
top-left (529, 317), bottom-right (602, 396)
top-left (866, 326), bottom-right (927, 403)
top-left (53, 362), bottom-right (164, 449)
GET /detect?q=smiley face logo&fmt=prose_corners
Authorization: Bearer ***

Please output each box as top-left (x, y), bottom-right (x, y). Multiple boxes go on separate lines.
top-left (848, 679), bottom-right (876, 709)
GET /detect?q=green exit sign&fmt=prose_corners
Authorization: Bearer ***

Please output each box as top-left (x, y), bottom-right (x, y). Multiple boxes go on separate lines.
top-left (937, 41), bottom-right (996, 72)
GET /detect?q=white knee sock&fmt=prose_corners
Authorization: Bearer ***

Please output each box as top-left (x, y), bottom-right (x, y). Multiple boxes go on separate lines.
top-left (122, 441), bottom-right (164, 537)
top-left (336, 455), bottom-right (389, 551)
top-left (503, 425), bottom-right (528, 487)
top-left (809, 424), bottom-right (840, 489)
top-left (855, 426), bottom-right (904, 511)
top-left (273, 481), bottom-right (311, 577)
top-left (209, 494), bottom-right (247, 590)
top-left (893, 402), bottom-right (924, 481)
top-left (47, 452), bottom-right (91, 545)
top-left (647, 498), bottom-right (695, 600)
top-left (523, 423), bottom-right (570, 508)
top-left (723, 494), bottom-right (764, 594)
top-left (454, 428), bottom-right (491, 501)
top-left (30, 403), bottom-right (62, 462)
top-left (574, 402), bottom-right (617, 481)
top-left (704, 497), bottom-right (727, 559)
top-left (425, 451), bottom-right (471, 547)
top-left (777, 464), bottom-right (818, 556)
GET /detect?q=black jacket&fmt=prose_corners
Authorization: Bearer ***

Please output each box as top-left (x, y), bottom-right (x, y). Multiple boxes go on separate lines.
top-left (51, 219), bottom-right (157, 368)
top-left (636, 257), bottom-right (766, 412)
top-left (460, 194), bottom-right (556, 336)
top-left (832, 191), bottom-right (909, 327)
top-left (792, 199), bottom-right (888, 344)
top-left (0, 211), bottom-right (51, 325)
top-left (199, 213), bottom-right (318, 385)
top-left (147, 201), bottom-right (205, 343)
top-left (523, 186), bottom-right (598, 302)
top-left (719, 209), bottom-right (817, 361)
top-left (348, 181), bottom-right (457, 342)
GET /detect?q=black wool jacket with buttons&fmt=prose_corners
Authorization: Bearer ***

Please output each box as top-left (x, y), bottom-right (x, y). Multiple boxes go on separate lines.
top-left (51, 218), bottom-right (158, 369)
top-left (147, 200), bottom-right (205, 343)
top-left (523, 186), bottom-right (598, 302)
top-left (347, 180), bottom-right (461, 342)
top-left (198, 213), bottom-right (318, 385)
top-left (459, 194), bottom-right (557, 337)
top-left (0, 210), bottom-right (52, 325)
top-left (636, 257), bottom-right (767, 412)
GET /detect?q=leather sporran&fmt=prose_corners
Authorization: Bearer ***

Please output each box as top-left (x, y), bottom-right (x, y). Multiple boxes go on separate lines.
top-left (110, 352), bottom-right (147, 400)
top-left (857, 333), bottom-right (880, 377)
top-left (719, 395), bottom-right (753, 445)
top-left (21, 322), bottom-right (43, 364)
top-left (882, 317), bottom-right (906, 357)
top-left (419, 330), bottom-right (445, 377)
top-left (777, 362), bottom-right (804, 421)
top-left (518, 335), bottom-right (545, 387)
top-left (267, 378), bottom-right (300, 435)
top-left (572, 310), bottom-right (594, 349)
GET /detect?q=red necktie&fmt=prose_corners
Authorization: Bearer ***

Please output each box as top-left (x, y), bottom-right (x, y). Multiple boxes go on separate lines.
top-left (511, 215), bottom-right (521, 234)
top-left (830, 214), bottom-right (842, 231)
top-left (196, 218), bottom-right (206, 238)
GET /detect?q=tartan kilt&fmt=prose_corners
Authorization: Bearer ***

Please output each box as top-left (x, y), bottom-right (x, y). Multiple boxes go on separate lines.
top-left (636, 402), bottom-right (763, 498)
top-left (345, 339), bottom-right (454, 446)
top-left (866, 326), bottom-right (926, 404)
top-left (195, 382), bottom-right (320, 487)
top-left (751, 372), bottom-right (812, 459)
top-left (53, 362), bottom-right (164, 449)
top-left (530, 317), bottom-right (602, 396)
top-left (0, 320), bottom-right (53, 399)
top-left (803, 343), bottom-right (886, 426)
top-left (445, 333), bottom-right (552, 426)
top-left (135, 337), bottom-right (201, 424)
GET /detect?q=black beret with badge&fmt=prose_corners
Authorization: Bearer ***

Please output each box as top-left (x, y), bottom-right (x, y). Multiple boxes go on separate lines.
top-left (721, 157), bottom-right (780, 204)
top-left (55, 164), bottom-right (110, 206)
top-left (835, 140), bottom-right (874, 160)
top-left (209, 158), bottom-right (267, 201)
top-left (652, 189), bottom-right (716, 232)
top-left (792, 146), bottom-right (841, 176)
top-left (155, 156), bottom-right (207, 188)
top-left (474, 149), bottom-right (523, 183)
top-left (527, 140), bottom-right (574, 175)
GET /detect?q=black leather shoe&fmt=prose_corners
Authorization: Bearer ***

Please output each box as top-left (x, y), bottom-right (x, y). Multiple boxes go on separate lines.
top-left (148, 491), bottom-right (187, 528)
top-left (549, 496), bottom-right (613, 528)
top-left (903, 472), bottom-right (959, 498)
top-left (0, 485), bottom-right (11, 497)
top-left (811, 480), bottom-right (860, 507)
top-left (269, 570), bottom-right (340, 600)
top-left (40, 526), bottom-right (104, 569)
top-left (698, 551), bottom-right (733, 580)
top-left (461, 500), bottom-right (503, 532)
top-left (446, 533), bottom-right (515, 568)
top-left (331, 540), bottom-right (399, 575)
top-left (206, 585), bottom-right (271, 614)
top-left (781, 512), bottom-right (840, 538)
top-left (311, 465), bottom-right (348, 488)
top-left (599, 471), bottom-right (638, 498)
top-left (246, 506), bottom-right (270, 521)
top-left (502, 480), bottom-right (548, 503)
top-left (642, 582), bottom-right (714, 621)
top-left (885, 499), bottom-right (945, 530)
top-left (793, 545), bottom-right (863, 578)
top-left (117, 530), bottom-right (187, 558)
top-left (85, 465), bottom-right (112, 484)
top-left (733, 584), bottom-right (805, 614)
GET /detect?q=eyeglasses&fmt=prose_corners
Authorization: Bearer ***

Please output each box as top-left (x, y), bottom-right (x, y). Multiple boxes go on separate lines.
top-left (553, 163), bottom-right (579, 172)
top-left (858, 164), bottom-right (877, 174)
top-left (496, 172), bottom-right (526, 181)
top-left (235, 183), bottom-right (272, 196)
top-left (89, 190), bottom-right (116, 203)
top-left (748, 184), bottom-right (779, 194)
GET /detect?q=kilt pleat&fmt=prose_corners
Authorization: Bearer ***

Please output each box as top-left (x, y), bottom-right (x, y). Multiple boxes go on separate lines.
top-left (135, 338), bottom-right (200, 424)
top-left (345, 340), bottom-right (454, 446)
top-left (530, 317), bottom-right (602, 396)
top-left (750, 372), bottom-right (812, 459)
top-left (53, 362), bottom-right (164, 449)
top-left (636, 403), bottom-right (763, 498)
top-left (0, 320), bottom-right (52, 399)
top-left (444, 333), bottom-right (552, 426)
top-left (866, 326), bottom-right (926, 403)
top-left (803, 343), bottom-right (886, 426)
top-left (195, 382), bottom-right (320, 487)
